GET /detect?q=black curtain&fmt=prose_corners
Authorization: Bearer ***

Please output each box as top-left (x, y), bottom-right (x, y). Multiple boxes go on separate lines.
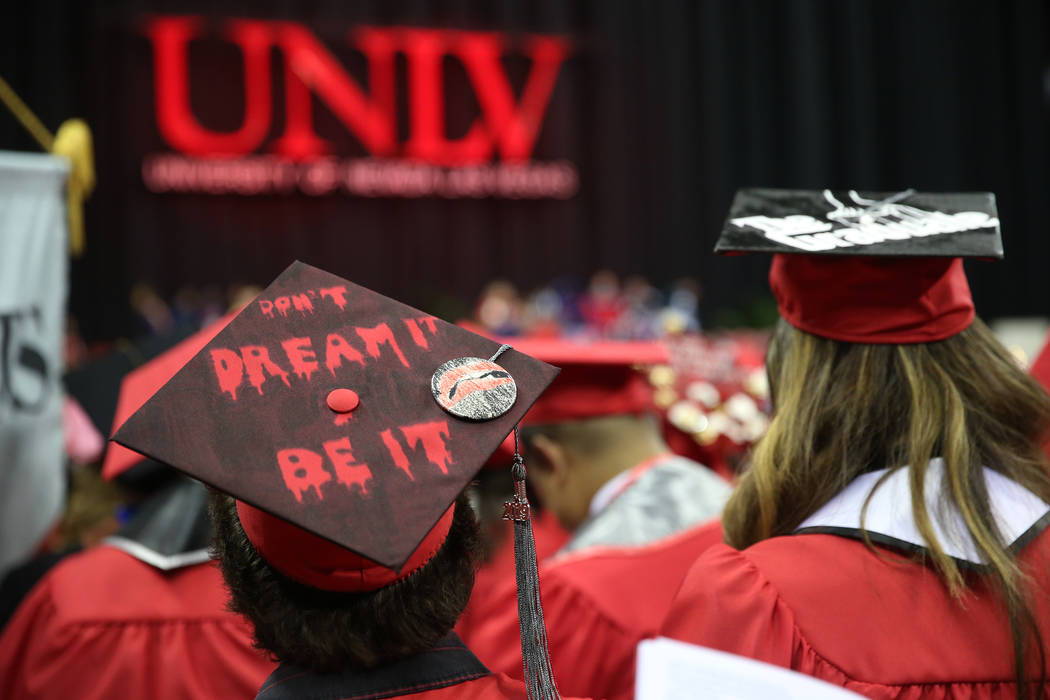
top-left (0, 0), bottom-right (1046, 338)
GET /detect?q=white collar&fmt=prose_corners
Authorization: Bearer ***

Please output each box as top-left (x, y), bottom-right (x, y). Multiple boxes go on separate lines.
top-left (795, 458), bottom-right (1050, 565)
top-left (589, 468), bottom-right (637, 518)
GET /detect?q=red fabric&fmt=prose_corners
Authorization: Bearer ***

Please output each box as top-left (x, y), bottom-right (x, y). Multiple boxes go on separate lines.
top-left (495, 337), bottom-right (668, 425)
top-left (456, 509), bottom-right (570, 641)
top-left (448, 334), bottom-right (668, 431)
top-left (769, 255), bottom-right (975, 343)
top-left (1028, 336), bottom-right (1050, 459)
top-left (524, 369), bottom-right (655, 425)
top-left (462, 519), bottom-right (725, 700)
top-left (236, 501), bottom-right (454, 592)
top-left (0, 545), bottom-right (273, 700)
top-left (661, 530), bottom-right (1050, 698)
top-left (102, 316), bottom-right (233, 479)
top-left (498, 338), bottom-right (670, 368)
top-left (1030, 331), bottom-right (1050, 394)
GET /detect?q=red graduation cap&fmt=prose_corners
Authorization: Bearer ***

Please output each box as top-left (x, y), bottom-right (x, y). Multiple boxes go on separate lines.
top-left (112, 261), bottom-right (559, 591)
top-left (718, 188), bottom-right (1003, 343)
top-left (490, 337), bottom-right (668, 429)
top-left (102, 316), bottom-right (233, 480)
top-left (514, 338), bottom-right (669, 424)
top-left (481, 337), bottom-right (669, 469)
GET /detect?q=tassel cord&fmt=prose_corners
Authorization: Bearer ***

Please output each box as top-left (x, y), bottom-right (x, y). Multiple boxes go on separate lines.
top-left (506, 425), bottom-right (561, 699)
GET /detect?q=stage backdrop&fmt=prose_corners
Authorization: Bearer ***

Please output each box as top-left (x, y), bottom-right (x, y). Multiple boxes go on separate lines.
top-left (0, 0), bottom-right (1047, 338)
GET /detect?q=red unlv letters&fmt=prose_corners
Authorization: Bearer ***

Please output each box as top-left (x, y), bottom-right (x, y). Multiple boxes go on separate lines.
top-left (210, 288), bottom-right (449, 503)
top-left (146, 16), bottom-right (570, 165)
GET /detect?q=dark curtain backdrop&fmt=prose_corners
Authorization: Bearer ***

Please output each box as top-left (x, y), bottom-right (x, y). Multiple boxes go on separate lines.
top-left (0, 0), bottom-right (1046, 339)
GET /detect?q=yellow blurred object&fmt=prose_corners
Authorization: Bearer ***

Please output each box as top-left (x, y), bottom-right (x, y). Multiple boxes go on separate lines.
top-left (0, 75), bottom-right (95, 256)
top-left (648, 364), bottom-right (676, 388)
top-left (52, 119), bottom-right (95, 256)
top-left (653, 386), bottom-right (678, 409)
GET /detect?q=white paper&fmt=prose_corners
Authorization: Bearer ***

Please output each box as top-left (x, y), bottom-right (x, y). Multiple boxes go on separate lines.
top-left (636, 637), bottom-right (865, 700)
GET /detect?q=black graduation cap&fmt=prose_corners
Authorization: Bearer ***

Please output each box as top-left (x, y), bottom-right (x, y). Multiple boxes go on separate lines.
top-left (715, 188), bottom-right (1002, 258)
top-left (112, 261), bottom-right (559, 579)
top-left (713, 188), bottom-right (1004, 344)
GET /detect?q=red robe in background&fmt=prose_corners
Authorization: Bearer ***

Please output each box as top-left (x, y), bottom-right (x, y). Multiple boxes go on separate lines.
top-left (456, 508), bottom-right (569, 643)
top-left (465, 520), bottom-right (724, 699)
top-left (1029, 331), bottom-right (1050, 391)
top-left (661, 464), bottom-right (1050, 699)
top-left (0, 545), bottom-right (273, 700)
top-left (462, 454), bottom-right (729, 700)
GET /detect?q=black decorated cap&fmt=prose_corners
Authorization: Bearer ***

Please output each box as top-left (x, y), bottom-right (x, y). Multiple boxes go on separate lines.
top-left (112, 261), bottom-right (559, 575)
top-left (715, 188), bottom-right (1002, 258)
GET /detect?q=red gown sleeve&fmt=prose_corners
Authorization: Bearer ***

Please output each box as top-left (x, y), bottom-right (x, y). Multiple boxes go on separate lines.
top-left (659, 543), bottom-right (800, 670)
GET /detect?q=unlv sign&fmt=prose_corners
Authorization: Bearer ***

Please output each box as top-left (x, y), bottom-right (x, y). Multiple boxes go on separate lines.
top-left (141, 16), bottom-right (578, 198)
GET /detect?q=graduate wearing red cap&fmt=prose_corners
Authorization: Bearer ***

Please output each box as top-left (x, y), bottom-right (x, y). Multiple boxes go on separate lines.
top-left (661, 189), bottom-right (1050, 697)
top-left (100, 262), bottom-right (584, 700)
top-left (0, 318), bottom-right (275, 700)
top-left (460, 338), bottom-right (731, 700)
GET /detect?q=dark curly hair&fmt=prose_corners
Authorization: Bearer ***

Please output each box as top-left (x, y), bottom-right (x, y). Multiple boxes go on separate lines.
top-left (209, 490), bottom-right (481, 672)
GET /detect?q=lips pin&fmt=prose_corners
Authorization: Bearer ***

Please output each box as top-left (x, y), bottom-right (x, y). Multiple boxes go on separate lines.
top-left (431, 356), bottom-right (517, 421)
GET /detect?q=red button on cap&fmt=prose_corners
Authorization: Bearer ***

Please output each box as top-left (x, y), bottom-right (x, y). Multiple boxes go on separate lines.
top-left (326, 389), bottom-right (359, 413)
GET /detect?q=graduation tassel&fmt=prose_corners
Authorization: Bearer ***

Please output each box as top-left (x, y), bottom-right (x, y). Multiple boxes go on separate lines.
top-left (503, 424), bottom-right (560, 700)
top-left (483, 342), bottom-right (558, 699)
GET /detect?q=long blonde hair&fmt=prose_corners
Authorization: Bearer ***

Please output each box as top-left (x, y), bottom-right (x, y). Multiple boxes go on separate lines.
top-left (723, 318), bottom-right (1050, 697)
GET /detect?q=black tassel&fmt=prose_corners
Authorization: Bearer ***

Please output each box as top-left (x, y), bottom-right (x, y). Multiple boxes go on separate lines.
top-left (503, 425), bottom-right (560, 700)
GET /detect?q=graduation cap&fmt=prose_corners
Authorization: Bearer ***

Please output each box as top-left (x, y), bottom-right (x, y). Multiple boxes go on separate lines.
top-left (717, 188), bottom-right (1003, 343)
top-left (102, 316), bottom-right (233, 480)
top-left (111, 261), bottom-right (560, 589)
top-left (462, 337), bottom-right (670, 466)
top-left (512, 338), bottom-right (669, 425)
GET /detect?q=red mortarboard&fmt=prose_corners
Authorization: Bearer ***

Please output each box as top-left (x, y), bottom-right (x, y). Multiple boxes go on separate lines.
top-left (112, 262), bottom-right (559, 591)
top-left (507, 338), bottom-right (669, 425)
top-left (479, 338), bottom-right (669, 465)
top-left (102, 316), bottom-right (233, 480)
top-left (718, 188), bottom-right (1003, 343)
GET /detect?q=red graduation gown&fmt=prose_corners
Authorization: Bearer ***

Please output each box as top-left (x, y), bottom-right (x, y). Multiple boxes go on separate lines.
top-left (661, 530), bottom-right (1050, 698)
top-left (464, 519), bottom-right (724, 700)
top-left (0, 545), bottom-right (273, 700)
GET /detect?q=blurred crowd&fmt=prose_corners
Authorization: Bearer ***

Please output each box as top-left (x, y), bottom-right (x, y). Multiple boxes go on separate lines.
top-left (471, 271), bottom-right (703, 340)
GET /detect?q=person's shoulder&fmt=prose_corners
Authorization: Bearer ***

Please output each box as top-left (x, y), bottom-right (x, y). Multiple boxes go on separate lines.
top-left (32, 544), bottom-right (231, 624)
top-left (652, 456), bottom-right (733, 494)
top-left (549, 517), bottom-right (724, 574)
top-left (540, 519), bottom-right (727, 631)
top-left (670, 534), bottom-right (856, 617)
top-left (742, 532), bottom-right (919, 592)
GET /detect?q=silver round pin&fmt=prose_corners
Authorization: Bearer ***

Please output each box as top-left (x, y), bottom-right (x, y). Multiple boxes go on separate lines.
top-left (431, 356), bottom-right (517, 421)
